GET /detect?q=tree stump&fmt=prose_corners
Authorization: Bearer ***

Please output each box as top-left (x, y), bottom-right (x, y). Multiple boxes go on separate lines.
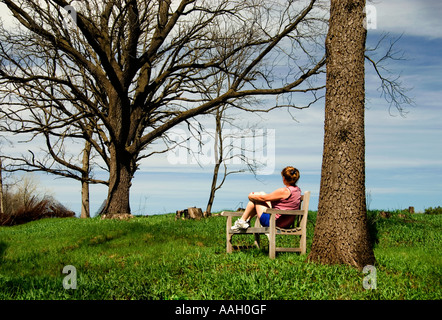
top-left (188, 207), bottom-right (203, 219)
top-left (175, 207), bottom-right (203, 220)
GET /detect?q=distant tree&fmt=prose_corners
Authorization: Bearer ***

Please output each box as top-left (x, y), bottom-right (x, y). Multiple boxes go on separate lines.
top-left (308, 0), bottom-right (375, 269)
top-left (197, 62), bottom-right (267, 216)
top-left (1, 114), bottom-right (108, 218)
top-left (0, 0), bottom-right (326, 217)
top-left (204, 106), bottom-right (266, 216)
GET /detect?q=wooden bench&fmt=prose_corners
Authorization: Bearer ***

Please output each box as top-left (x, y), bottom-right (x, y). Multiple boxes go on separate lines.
top-left (221, 191), bottom-right (310, 259)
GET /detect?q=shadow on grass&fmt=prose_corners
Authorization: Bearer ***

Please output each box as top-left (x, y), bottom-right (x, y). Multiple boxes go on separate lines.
top-left (0, 241), bottom-right (7, 263)
top-left (367, 211), bottom-right (380, 247)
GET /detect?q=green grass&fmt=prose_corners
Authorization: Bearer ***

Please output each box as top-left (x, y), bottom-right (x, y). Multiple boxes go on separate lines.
top-left (0, 211), bottom-right (440, 300)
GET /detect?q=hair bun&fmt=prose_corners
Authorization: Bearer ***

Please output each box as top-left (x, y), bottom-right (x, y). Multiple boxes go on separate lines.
top-left (281, 166), bottom-right (300, 186)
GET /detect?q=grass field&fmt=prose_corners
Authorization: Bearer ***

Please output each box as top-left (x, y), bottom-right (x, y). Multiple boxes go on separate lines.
top-left (0, 211), bottom-right (440, 300)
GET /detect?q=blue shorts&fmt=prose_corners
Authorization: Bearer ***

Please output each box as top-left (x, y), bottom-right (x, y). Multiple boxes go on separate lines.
top-left (259, 213), bottom-right (271, 227)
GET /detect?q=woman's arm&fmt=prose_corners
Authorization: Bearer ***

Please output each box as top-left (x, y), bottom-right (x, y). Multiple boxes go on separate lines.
top-left (248, 188), bottom-right (290, 203)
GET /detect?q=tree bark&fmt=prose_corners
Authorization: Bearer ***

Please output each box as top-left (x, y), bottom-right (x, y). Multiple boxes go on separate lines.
top-left (308, 0), bottom-right (375, 269)
top-left (0, 157), bottom-right (4, 215)
top-left (205, 108), bottom-right (223, 216)
top-left (100, 86), bottom-right (135, 217)
top-left (104, 144), bottom-right (135, 217)
top-left (80, 140), bottom-right (92, 218)
top-left (205, 161), bottom-right (219, 216)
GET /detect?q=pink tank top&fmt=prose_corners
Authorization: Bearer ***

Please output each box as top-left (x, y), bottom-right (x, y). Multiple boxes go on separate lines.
top-left (271, 186), bottom-right (301, 228)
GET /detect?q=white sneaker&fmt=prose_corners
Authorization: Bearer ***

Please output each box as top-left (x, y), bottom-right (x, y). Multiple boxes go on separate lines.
top-left (231, 219), bottom-right (250, 231)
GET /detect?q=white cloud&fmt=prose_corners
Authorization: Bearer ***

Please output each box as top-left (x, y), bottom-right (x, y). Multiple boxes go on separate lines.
top-left (373, 0), bottom-right (442, 38)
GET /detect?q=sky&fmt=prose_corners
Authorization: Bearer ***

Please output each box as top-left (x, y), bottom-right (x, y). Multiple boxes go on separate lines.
top-left (2, 0), bottom-right (442, 216)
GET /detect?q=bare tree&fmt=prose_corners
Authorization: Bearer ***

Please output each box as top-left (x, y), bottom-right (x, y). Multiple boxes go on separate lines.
top-left (1, 110), bottom-right (108, 218)
top-left (197, 57), bottom-right (268, 216)
top-left (204, 106), bottom-right (267, 216)
top-left (0, 0), bottom-right (327, 217)
top-left (308, 0), bottom-right (375, 269)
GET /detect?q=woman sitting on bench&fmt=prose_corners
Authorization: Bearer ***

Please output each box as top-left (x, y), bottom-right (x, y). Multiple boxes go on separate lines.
top-left (231, 166), bottom-right (301, 231)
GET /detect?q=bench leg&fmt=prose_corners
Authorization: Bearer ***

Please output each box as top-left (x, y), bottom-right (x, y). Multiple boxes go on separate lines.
top-left (254, 233), bottom-right (260, 249)
top-left (268, 214), bottom-right (276, 259)
top-left (300, 227), bottom-right (306, 255)
top-left (226, 215), bottom-right (233, 253)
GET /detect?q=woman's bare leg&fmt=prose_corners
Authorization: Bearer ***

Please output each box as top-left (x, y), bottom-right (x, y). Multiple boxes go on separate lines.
top-left (240, 192), bottom-right (271, 221)
top-left (240, 200), bottom-right (257, 221)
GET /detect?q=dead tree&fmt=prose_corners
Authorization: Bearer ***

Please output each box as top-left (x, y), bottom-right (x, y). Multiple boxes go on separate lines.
top-left (204, 106), bottom-right (268, 216)
top-left (0, 0), bottom-right (327, 217)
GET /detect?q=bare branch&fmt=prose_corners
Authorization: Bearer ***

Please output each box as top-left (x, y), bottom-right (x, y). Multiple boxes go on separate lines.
top-left (365, 33), bottom-right (414, 116)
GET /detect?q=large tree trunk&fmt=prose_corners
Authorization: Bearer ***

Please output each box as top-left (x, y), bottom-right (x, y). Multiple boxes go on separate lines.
top-left (308, 0), bottom-right (375, 269)
top-left (103, 145), bottom-right (135, 217)
top-left (102, 90), bottom-right (135, 218)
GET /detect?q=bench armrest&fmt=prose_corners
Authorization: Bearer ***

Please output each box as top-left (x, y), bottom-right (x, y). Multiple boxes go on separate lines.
top-left (265, 209), bottom-right (305, 216)
top-left (221, 211), bottom-right (244, 217)
top-left (222, 210), bottom-right (304, 216)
